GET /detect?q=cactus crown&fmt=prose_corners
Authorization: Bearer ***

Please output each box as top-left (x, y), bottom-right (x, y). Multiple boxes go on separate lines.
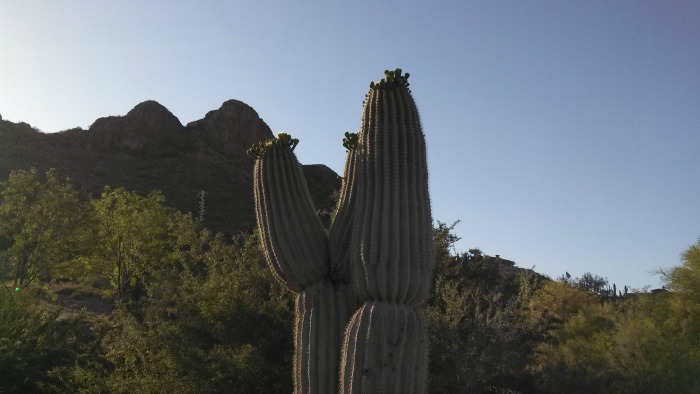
top-left (368, 68), bottom-right (411, 92)
top-left (247, 132), bottom-right (299, 160)
top-left (342, 131), bottom-right (358, 151)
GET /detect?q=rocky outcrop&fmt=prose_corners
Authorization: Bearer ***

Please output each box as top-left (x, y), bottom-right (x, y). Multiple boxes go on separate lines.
top-left (302, 164), bottom-right (342, 226)
top-left (88, 101), bottom-right (188, 151)
top-left (187, 99), bottom-right (274, 159)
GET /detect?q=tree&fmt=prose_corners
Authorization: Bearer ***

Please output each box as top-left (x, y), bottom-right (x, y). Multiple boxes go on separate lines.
top-left (426, 223), bottom-right (544, 393)
top-left (0, 168), bottom-right (90, 288)
top-left (433, 220), bottom-right (461, 270)
top-left (573, 272), bottom-right (608, 295)
top-left (527, 241), bottom-right (700, 393)
top-left (81, 222), bottom-right (295, 393)
top-left (90, 187), bottom-right (170, 303)
top-left (528, 279), bottom-right (597, 327)
top-left (662, 239), bottom-right (700, 303)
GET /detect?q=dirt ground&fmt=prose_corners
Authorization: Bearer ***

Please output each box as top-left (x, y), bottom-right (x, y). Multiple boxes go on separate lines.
top-left (4, 281), bottom-right (113, 320)
top-left (51, 290), bottom-right (113, 320)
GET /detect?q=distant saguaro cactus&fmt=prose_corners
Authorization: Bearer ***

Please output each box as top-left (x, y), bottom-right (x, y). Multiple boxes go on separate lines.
top-left (249, 69), bottom-right (433, 394)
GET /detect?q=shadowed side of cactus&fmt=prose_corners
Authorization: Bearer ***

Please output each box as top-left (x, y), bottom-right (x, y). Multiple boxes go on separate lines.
top-left (328, 131), bottom-right (359, 283)
top-left (249, 132), bottom-right (357, 394)
top-left (340, 69), bottom-right (434, 394)
top-left (341, 302), bottom-right (428, 393)
top-left (295, 282), bottom-right (358, 393)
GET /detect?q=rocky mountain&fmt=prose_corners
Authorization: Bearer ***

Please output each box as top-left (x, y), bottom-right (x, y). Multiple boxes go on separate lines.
top-left (0, 100), bottom-right (341, 236)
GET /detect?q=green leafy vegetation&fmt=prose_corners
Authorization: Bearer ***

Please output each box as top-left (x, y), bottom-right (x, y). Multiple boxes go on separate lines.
top-left (0, 168), bottom-right (91, 288)
top-left (1, 168), bottom-right (699, 393)
top-left (90, 186), bottom-right (171, 303)
top-left (524, 241), bottom-right (700, 393)
top-left (0, 288), bottom-right (97, 393)
top-left (426, 222), bottom-right (543, 393)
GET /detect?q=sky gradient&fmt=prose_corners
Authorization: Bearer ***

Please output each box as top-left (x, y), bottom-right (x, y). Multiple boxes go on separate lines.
top-left (2, 1), bottom-right (699, 290)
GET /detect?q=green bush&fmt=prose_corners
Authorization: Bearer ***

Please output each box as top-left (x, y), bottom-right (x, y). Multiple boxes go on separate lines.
top-left (73, 218), bottom-right (295, 393)
top-left (0, 287), bottom-right (96, 393)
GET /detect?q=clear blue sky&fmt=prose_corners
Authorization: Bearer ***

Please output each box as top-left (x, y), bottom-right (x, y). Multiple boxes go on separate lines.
top-left (2, 1), bottom-right (698, 290)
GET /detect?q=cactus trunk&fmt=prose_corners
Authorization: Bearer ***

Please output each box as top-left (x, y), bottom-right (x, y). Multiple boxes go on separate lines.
top-left (295, 282), bottom-right (357, 394)
top-left (252, 136), bottom-right (329, 292)
top-left (341, 302), bottom-right (428, 393)
top-left (340, 70), bottom-right (434, 394)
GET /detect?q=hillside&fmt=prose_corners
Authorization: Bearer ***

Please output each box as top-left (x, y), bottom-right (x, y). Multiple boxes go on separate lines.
top-left (0, 100), bottom-right (341, 236)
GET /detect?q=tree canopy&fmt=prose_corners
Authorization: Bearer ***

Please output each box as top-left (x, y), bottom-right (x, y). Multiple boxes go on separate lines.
top-left (90, 186), bottom-right (171, 303)
top-left (0, 168), bottom-right (90, 288)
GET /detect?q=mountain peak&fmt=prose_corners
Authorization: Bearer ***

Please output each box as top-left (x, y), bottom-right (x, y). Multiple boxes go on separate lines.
top-left (125, 100), bottom-right (183, 131)
top-left (186, 99), bottom-right (273, 157)
top-left (88, 100), bottom-right (185, 151)
top-left (126, 100), bottom-right (171, 116)
top-left (218, 99), bottom-right (260, 119)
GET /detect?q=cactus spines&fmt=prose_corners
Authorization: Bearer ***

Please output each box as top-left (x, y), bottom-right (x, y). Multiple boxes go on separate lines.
top-left (339, 69), bottom-right (434, 393)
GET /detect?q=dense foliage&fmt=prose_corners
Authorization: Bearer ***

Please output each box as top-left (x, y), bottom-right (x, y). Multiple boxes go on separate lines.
top-left (1, 168), bottom-right (699, 393)
top-left (0, 168), bottom-right (91, 287)
top-left (0, 288), bottom-right (97, 393)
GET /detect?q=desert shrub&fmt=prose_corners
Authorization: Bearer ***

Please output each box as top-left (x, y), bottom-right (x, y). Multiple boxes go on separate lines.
top-left (75, 217), bottom-right (295, 393)
top-left (426, 222), bottom-right (544, 393)
top-left (0, 287), bottom-right (97, 393)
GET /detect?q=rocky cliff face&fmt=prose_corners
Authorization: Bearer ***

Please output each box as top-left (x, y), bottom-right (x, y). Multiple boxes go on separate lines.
top-left (88, 100), bottom-right (188, 151)
top-left (186, 99), bottom-right (273, 158)
top-left (0, 100), bottom-right (339, 236)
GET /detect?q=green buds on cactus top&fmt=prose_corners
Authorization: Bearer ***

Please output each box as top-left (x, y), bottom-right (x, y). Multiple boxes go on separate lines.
top-left (368, 68), bottom-right (411, 91)
top-left (342, 132), bottom-right (358, 151)
top-left (247, 132), bottom-right (300, 160)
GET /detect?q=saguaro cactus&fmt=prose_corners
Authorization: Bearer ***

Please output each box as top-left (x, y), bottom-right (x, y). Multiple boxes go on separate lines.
top-left (249, 133), bottom-right (358, 394)
top-left (340, 69), bottom-right (434, 393)
top-left (249, 69), bottom-right (433, 394)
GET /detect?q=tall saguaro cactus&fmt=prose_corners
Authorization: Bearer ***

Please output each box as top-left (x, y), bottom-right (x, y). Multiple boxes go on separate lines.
top-left (340, 69), bottom-right (434, 393)
top-left (249, 69), bottom-right (433, 394)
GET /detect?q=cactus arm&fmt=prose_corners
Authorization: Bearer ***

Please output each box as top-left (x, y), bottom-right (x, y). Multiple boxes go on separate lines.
top-left (328, 132), bottom-right (359, 283)
top-left (250, 133), bottom-right (329, 292)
